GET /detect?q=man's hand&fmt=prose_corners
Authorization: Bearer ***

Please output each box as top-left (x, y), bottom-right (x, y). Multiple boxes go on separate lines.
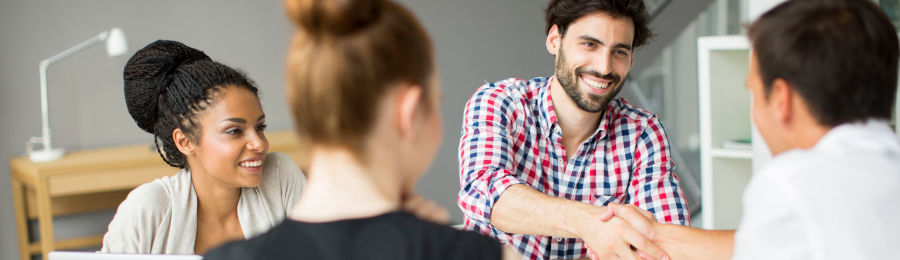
top-left (402, 193), bottom-right (450, 224)
top-left (577, 206), bottom-right (669, 260)
top-left (599, 203), bottom-right (660, 240)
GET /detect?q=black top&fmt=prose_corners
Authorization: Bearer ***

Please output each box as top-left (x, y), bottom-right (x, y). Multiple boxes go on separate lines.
top-left (204, 211), bottom-right (502, 260)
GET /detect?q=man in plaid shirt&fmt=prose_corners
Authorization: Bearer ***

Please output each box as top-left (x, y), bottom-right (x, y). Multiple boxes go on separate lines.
top-left (457, 0), bottom-right (688, 259)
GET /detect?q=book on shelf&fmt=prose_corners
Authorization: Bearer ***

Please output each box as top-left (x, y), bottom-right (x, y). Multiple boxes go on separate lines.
top-left (722, 138), bottom-right (752, 150)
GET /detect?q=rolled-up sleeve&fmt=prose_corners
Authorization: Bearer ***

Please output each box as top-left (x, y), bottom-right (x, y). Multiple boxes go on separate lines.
top-left (630, 117), bottom-right (690, 225)
top-left (457, 83), bottom-right (525, 243)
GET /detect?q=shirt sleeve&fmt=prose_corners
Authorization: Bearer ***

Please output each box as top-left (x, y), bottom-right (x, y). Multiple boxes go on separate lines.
top-left (100, 182), bottom-right (170, 253)
top-left (629, 117), bottom-right (690, 225)
top-left (456, 83), bottom-right (525, 243)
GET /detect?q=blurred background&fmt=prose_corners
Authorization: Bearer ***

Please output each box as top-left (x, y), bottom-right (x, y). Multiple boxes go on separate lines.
top-left (1, 0), bottom-right (898, 259)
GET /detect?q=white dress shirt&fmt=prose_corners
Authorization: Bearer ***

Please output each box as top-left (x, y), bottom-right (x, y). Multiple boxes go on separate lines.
top-left (733, 120), bottom-right (900, 259)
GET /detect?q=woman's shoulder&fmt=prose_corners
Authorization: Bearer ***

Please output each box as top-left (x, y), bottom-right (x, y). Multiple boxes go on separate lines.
top-left (118, 170), bottom-right (189, 215)
top-left (261, 152), bottom-right (306, 184)
top-left (264, 152), bottom-right (299, 169)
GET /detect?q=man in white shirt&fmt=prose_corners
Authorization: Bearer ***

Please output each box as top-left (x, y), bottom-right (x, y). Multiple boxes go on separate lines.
top-left (597, 0), bottom-right (900, 259)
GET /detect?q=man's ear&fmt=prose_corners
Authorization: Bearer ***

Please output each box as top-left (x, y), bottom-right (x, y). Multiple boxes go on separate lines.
top-left (396, 85), bottom-right (423, 139)
top-left (546, 25), bottom-right (562, 56)
top-left (770, 78), bottom-right (793, 125)
top-left (173, 128), bottom-right (195, 156)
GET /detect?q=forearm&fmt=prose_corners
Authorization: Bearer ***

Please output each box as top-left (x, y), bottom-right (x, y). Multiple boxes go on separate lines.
top-left (490, 184), bottom-right (601, 238)
top-left (655, 224), bottom-right (734, 260)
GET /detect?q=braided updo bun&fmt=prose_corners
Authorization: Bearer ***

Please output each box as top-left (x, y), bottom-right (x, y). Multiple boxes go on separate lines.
top-left (123, 40), bottom-right (259, 168)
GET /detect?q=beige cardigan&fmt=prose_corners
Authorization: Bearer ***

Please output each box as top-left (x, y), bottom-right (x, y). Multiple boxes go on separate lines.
top-left (100, 152), bottom-right (306, 254)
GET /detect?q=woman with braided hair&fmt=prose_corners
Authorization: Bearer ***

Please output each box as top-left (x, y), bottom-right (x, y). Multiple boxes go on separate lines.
top-left (101, 40), bottom-right (306, 255)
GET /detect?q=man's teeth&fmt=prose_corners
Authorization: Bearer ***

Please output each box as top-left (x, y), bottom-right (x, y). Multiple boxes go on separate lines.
top-left (239, 160), bottom-right (262, 167)
top-left (583, 78), bottom-right (608, 89)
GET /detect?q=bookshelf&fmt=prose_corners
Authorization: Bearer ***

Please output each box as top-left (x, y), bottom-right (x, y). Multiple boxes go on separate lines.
top-left (697, 35), bottom-right (772, 229)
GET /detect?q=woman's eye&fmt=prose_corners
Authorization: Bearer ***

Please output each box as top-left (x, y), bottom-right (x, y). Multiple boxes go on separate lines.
top-left (226, 128), bottom-right (243, 135)
top-left (256, 123), bottom-right (268, 131)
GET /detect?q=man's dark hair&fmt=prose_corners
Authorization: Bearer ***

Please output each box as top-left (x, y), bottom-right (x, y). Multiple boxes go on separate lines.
top-left (545, 0), bottom-right (653, 48)
top-left (749, 0), bottom-right (899, 127)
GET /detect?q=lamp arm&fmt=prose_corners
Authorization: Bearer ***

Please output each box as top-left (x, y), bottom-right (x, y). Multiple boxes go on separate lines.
top-left (34, 31), bottom-right (108, 151)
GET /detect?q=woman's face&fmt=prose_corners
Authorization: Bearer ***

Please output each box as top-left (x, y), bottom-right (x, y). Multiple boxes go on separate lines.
top-left (188, 86), bottom-right (269, 188)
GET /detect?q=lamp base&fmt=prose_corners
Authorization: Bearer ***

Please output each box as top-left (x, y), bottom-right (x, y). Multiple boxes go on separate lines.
top-left (29, 148), bottom-right (66, 162)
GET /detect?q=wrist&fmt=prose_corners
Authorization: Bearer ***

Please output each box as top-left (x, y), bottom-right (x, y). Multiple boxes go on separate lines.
top-left (564, 202), bottom-right (602, 238)
top-left (653, 223), bottom-right (677, 246)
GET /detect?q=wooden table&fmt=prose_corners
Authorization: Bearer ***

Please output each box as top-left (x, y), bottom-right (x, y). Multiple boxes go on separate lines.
top-left (9, 131), bottom-right (308, 260)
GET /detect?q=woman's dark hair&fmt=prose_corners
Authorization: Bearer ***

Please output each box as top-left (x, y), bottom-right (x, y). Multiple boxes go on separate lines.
top-left (748, 0), bottom-right (898, 127)
top-left (123, 40), bottom-right (259, 168)
top-left (545, 0), bottom-right (653, 48)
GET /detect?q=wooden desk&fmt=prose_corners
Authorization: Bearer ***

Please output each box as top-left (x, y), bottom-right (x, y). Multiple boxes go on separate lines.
top-left (9, 131), bottom-right (308, 260)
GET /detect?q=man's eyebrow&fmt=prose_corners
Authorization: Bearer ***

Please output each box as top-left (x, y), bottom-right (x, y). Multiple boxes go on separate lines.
top-left (578, 35), bottom-right (602, 44)
top-left (577, 35), bottom-right (633, 50)
top-left (614, 43), bottom-right (633, 51)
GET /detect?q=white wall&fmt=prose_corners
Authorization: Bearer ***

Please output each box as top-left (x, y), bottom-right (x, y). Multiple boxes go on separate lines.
top-left (748, 0), bottom-right (786, 21)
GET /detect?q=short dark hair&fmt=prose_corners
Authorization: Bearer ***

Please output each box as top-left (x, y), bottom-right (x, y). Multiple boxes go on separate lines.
top-left (748, 0), bottom-right (899, 127)
top-left (124, 40), bottom-right (259, 168)
top-left (544, 0), bottom-right (653, 48)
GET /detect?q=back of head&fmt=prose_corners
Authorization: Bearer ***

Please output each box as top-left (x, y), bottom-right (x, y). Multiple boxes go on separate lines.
top-left (545, 0), bottom-right (653, 48)
top-left (748, 0), bottom-right (899, 127)
top-left (124, 40), bottom-right (258, 168)
top-left (283, 0), bottom-right (434, 153)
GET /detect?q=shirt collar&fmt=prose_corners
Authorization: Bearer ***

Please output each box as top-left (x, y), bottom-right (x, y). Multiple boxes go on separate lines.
top-left (539, 75), bottom-right (614, 141)
top-left (814, 119), bottom-right (896, 151)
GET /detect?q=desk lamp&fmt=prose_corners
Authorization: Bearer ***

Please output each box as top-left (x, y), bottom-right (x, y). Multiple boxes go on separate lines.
top-left (27, 28), bottom-right (128, 162)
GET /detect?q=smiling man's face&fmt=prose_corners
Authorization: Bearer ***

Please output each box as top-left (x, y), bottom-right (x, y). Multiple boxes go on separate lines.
top-left (552, 12), bottom-right (635, 112)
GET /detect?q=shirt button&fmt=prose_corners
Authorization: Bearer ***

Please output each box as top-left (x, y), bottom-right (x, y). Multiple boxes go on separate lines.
top-left (556, 237), bottom-right (563, 242)
top-left (558, 159), bottom-right (564, 164)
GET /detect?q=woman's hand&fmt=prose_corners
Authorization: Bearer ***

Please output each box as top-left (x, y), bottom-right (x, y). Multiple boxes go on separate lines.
top-left (402, 193), bottom-right (450, 224)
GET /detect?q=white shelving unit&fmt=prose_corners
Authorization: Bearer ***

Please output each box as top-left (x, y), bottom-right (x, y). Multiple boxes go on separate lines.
top-left (698, 35), bottom-right (771, 230)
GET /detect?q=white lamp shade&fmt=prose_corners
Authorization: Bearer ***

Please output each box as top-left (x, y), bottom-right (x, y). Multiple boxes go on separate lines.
top-left (106, 28), bottom-right (128, 57)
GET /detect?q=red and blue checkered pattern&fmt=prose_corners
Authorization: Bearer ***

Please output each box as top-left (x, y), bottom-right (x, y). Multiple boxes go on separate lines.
top-left (457, 77), bottom-right (689, 259)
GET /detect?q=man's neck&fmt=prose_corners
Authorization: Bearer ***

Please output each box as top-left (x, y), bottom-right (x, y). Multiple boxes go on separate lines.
top-left (550, 76), bottom-right (604, 156)
top-left (789, 119), bottom-right (832, 152)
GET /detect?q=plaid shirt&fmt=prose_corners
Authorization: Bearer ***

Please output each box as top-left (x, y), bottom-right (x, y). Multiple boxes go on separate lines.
top-left (457, 77), bottom-right (689, 259)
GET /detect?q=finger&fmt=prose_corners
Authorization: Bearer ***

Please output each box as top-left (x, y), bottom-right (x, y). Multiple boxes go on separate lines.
top-left (616, 244), bottom-right (641, 260)
top-left (404, 193), bottom-right (425, 208)
top-left (588, 248), bottom-right (600, 260)
top-left (427, 203), bottom-right (450, 223)
top-left (627, 204), bottom-right (655, 220)
top-left (416, 199), bottom-right (449, 223)
top-left (600, 208), bottom-right (615, 221)
top-left (620, 223), bottom-right (669, 260)
top-left (609, 207), bottom-right (656, 238)
top-left (637, 250), bottom-right (655, 260)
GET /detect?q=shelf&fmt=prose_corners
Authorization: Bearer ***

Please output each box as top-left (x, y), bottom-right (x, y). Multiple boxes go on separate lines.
top-left (709, 148), bottom-right (753, 159)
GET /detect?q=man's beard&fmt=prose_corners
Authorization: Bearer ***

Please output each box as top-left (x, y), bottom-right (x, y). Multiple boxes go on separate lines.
top-left (554, 46), bottom-right (625, 113)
